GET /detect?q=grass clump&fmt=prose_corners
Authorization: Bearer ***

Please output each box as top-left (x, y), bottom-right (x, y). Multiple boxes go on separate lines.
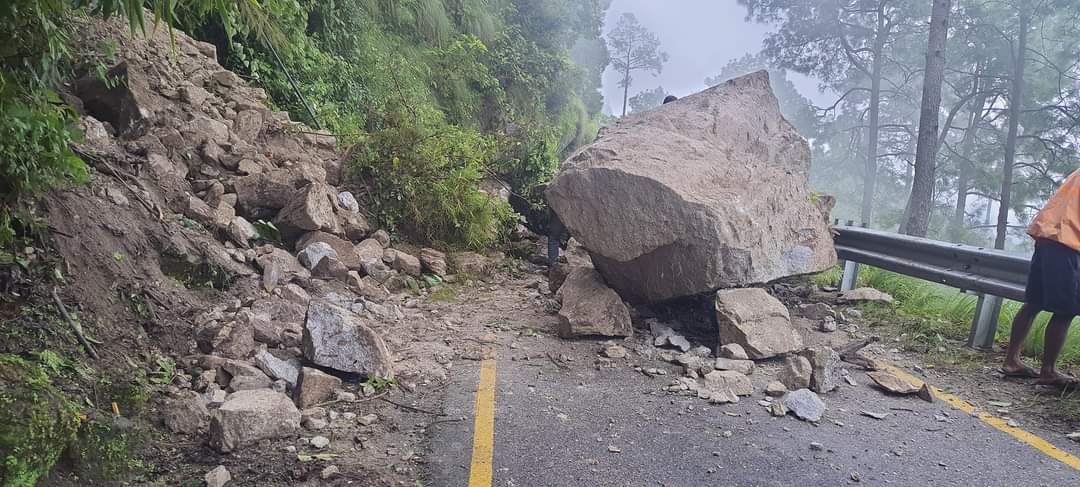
top-left (816, 265), bottom-right (1080, 367)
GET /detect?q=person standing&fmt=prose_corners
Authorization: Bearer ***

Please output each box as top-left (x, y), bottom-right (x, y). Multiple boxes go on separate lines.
top-left (1003, 169), bottom-right (1080, 388)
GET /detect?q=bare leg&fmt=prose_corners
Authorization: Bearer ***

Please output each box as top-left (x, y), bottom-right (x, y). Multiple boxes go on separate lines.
top-left (1003, 303), bottom-right (1040, 374)
top-left (1037, 313), bottom-right (1076, 383)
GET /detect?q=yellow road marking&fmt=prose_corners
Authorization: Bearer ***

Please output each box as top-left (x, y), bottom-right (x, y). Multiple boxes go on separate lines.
top-left (884, 364), bottom-right (1080, 472)
top-left (468, 358), bottom-right (497, 487)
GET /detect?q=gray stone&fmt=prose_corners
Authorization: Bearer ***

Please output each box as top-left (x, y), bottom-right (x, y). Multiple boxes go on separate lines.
top-left (209, 389), bottom-right (301, 453)
top-left (275, 182), bottom-right (341, 237)
top-left (390, 250), bottom-right (422, 277)
top-left (205, 465), bottom-right (231, 487)
top-left (295, 367), bottom-right (342, 408)
top-left (765, 381), bottom-right (788, 397)
top-left (798, 303), bottom-right (836, 321)
top-left (838, 287), bottom-right (894, 305)
top-left (805, 346), bottom-right (843, 394)
top-left (545, 71), bottom-right (835, 303)
top-left (556, 267), bottom-right (632, 338)
top-left (297, 231), bottom-right (362, 270)
top-left (649, 322), bottom-right (691, 352)
top-left (234, 109), bottom-right (264, 140)
top-left (719, 343), bottom-right (749, 360)
top-left (716, 288), bottom-right (803, 359)
top-left (337, 191), bottom-right (360, 213)
top-left (782, 388), bottom-right (826, 422)
top-left (310, 435), bottom-right (330, 449)
top-left (347, 272), bottom-right (391, 302)
top-left (372, 230), bottom-right (391, 248)
top-left (254, 349), bottom-right (301, 388)
top-left (297, 241), bottom-right (338, 270)
top-left (714, 358), bottom-right (755, 375)
top-left (302, 300), bottom-right (394, 377)
top-left (703, 370), bottom-right (754, 397)
top-left (779, 355), bottom-right (813, 391)
top-left (355, 239), bottom-right (385, 268)
top-left (162, 391), bottom-right (210, 434)
top-left (311, 255), bottom-right (351, 282)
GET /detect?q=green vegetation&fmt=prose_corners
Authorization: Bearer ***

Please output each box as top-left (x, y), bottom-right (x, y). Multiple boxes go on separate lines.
top-left (815, 266), bottom-right (1080, 367)
top-left (0, 354), bottom-right (83, 487)
top-left (183, 0), bottom-right (608, 248)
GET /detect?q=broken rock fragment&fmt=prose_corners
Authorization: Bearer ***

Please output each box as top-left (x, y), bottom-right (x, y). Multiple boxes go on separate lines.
top-left (209, 389), bottom-right (301, 453)
top-left (716, 288), bottom-right (803, 359)
top-left (302, 300), bottom-right (394, 377)
top-left (778, 355), bottom-right (812, 391)
top-left (782, 388), bottom-right (826, 422)
top-left (703, 370), bottom-right (753, 397)
top-left (838, 288), bottom-right (894, 305)
top-left (866, 370), bottom-right (920, 395)
top-left (805, 346), bottom-right (843, 394)
top-left (545, 71), bottom-right (835, 303)
top-left (295, 367), bottom-right (342, 408)
top-left (555, 267), bottom-right (632, 338)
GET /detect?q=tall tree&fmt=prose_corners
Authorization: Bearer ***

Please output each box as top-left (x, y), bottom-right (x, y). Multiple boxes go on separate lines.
top-left (740, 0), bottom-right (915, 226)
top-left (900, 0), bottom-right (952, 237)
top-left (995, 5), bottom-right (1029, 250)
top-left (606, 13), bottom-right (667, 117)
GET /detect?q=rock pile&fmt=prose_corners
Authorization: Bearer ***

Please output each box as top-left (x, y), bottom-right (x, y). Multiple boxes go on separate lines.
top-left (68, 18), bottom-right (500, 455)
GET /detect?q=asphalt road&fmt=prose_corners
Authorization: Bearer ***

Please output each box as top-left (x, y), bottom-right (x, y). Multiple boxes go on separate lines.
top-left (424, 349), bottom-right (1080, 487)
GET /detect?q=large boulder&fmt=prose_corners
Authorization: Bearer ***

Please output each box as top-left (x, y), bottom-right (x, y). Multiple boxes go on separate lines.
top-left (545, 72), bottom-right (835, 303)
top-left (715, 288), bottom-right (803, 359)
top-left (555, 267), bottom-right (632, 338)
top-left (275, 182), bottom-right (341, 238)
top-left (208, 389), bottom-right (300, 453)
top-left (302, 300), bottom-right (394, 378)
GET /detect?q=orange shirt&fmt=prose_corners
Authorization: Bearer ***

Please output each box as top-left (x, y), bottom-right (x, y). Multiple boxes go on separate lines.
top-left (1028, 169), bottom-right (1080, 251)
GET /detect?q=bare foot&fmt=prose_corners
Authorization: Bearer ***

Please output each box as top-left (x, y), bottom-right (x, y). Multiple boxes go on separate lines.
top-left (1035, 371), bottom-right (1080, 389)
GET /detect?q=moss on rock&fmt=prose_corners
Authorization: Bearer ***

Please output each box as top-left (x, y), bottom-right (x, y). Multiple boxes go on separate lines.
top-left (0, 354), bottom-right (82, 487)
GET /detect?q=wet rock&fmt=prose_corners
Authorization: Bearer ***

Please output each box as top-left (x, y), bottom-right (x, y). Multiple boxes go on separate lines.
top-left (719, 343), bottom-right (749, 360)
top-left (703, 370), bottom-right (754, 397)
top-left (295, 367), bottom-right (342, 408)
top-left (714, 358), bottom-right (755, 375)
top-left (778, 355), bottom-right (812, 390)
top-left (805, 346), bottom-right (843, 394)
top-left (209, 389), bottom-right (301, 453)
top-left (302, 300), bottom-right (394, 377)
top-left (254, 349), bottom-right (301, 388)
top-left (420, 248), bottom-right (448, 277)
top-left (205, 465), bottom-right (231, 487)
top-left (782, 389), bottom-right (826, 422)
top-left (555, 267), bottom-right (632, 338)
top-left (162, 391), bottom-right (210, 434)
top-left (545, 72), bottom-right (835, 303)
top-left (838, 288), bottom-right (894, 305)
top-left (716, 288), bottom-right (803, 359)
top-left (275, 182), bottom-right (341, 238)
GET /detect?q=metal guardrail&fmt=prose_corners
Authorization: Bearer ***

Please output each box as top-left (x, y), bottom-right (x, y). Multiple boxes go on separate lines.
top-left (832, 223), bottom-right (1032, 348)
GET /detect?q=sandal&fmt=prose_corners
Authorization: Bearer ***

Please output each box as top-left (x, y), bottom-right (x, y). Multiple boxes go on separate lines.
top-left (1035, 375), bottom-right (1080, 391)
top-left (998, 366), bottom-right (1041, 379)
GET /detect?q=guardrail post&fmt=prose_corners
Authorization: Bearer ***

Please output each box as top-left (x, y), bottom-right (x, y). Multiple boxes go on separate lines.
top-left (967, 294), bottom-right (1003, 349)
top-left (839, 220), bottom-right (860, 292)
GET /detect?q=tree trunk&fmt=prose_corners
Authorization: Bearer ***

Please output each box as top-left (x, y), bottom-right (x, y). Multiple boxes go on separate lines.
top-left (900, 0), bottom-right (951, 237)
top-left (947, 72), bottom-right (987, 243)
top-left (995, 8), bottom-right (1029, 250)
top-left (860, 3), bottom-right (888, 227)
top-left (621, 37), bottom-right (633, 117)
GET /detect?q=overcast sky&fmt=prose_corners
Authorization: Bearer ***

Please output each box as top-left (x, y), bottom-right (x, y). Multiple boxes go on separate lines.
top-left (601, 0), bottom-right (830, 114)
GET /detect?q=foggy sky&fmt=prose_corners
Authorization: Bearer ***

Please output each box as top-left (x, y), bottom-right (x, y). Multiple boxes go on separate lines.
top-left (601, 0), bottom-right (830, 114)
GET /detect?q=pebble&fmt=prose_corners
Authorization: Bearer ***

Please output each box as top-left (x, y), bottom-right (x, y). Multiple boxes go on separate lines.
top-left (722, 430), bottom-right (733, 438)
top-left (310, 436), bottom-right (330, 449)
top-left (608, 445), bottom-right (621, 453)
top-left (205, 465), bottom-right (231, 487)
top-left (321, 465), bottom-right (340, 480)
top-left (358, 413), bottom-right (379, 426)
top-left (809, 442), bottom-right (823, 451)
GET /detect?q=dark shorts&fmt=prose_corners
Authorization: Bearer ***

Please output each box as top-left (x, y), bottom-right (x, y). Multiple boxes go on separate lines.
top-left (1026, 239), bottom-right (1080, 316)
